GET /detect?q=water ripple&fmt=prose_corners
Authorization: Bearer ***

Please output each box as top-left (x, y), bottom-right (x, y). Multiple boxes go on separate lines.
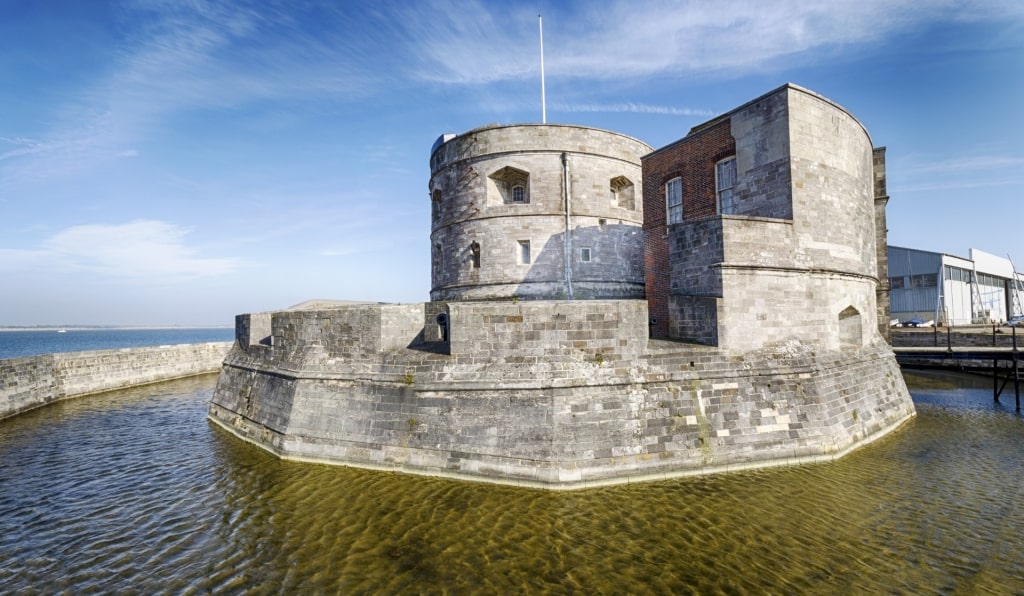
top-left (1, 371), bottom-right (1024, 592)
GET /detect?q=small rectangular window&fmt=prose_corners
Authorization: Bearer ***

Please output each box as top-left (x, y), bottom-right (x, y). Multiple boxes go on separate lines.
top-left (911, 273), bottom-right (937, 288)
top-left (518, 240), bottom-right (531, 264)
top-left (580, 248), bottom-right (592, 263)
top-left (512, 185), bottom-right (525, 202)
top-left (666, 177), bottom-right (682, 225)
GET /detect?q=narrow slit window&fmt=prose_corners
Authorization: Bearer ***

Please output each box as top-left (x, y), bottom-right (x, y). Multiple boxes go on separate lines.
top-left (433, 243), bottom-right (443, 277)
top-left (470, 241), bottom-right (481, 269)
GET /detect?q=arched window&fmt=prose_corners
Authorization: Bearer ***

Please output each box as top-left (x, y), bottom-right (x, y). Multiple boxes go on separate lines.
top-left (838, 306), bottom-right (862, 349)
top-left (512, 185), bottom-right (525, 203)
top-left (470, 241), bottom-right (481, 269)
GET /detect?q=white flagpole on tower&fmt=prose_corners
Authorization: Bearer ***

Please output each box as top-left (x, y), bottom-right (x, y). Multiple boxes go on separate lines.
top-left (539, 14), bottom-right (546, 124)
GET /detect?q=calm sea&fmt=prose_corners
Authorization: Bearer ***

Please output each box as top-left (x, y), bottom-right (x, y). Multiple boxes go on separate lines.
top-left (0, 328), bottom-right (235, 360)
top-left (1, 370), bottom-right (1023, 592)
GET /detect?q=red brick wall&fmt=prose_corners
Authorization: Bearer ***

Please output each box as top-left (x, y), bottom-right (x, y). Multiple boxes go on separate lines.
top-left (642, 119), bottom-right (735, 338)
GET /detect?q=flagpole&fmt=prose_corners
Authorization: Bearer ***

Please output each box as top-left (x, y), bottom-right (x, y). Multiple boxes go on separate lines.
top-left (539, 14), bottom-right (546, 124)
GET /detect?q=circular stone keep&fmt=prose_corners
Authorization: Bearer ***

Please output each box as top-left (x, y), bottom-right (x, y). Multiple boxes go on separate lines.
top-left (428, 124), bottom-right (652, 301)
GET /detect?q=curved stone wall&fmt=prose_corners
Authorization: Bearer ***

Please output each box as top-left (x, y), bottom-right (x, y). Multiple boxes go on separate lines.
top-left (428, 124), bottom-right (651, 301)
top-left (208, 302), bottom-right (915, 489)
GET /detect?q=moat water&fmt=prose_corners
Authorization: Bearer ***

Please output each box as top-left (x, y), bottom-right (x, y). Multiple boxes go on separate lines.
top-left (1, 371), bottom-right (1022, 593)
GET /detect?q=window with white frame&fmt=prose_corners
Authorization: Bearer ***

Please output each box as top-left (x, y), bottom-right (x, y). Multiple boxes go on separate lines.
top-left (716, 157), bottom-right (737, 215)
top-left (580, 247), bottom-right (592, 263)
top-left (666, 177), bottom-right (682, 225)
top-left (518, 240), bottom-right (531, 265)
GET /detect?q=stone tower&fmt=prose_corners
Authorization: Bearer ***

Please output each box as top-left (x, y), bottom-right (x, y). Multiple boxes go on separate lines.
top-left (643, 84), bottom-right (887, 352)
top-left (428, 124), bottom-right (652, 301)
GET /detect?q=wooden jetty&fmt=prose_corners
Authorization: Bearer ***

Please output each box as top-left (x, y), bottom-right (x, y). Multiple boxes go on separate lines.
top-left (893, 326), bottom-right (1022, 410)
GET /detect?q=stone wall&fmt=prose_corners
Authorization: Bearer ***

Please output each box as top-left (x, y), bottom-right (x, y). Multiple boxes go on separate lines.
top-left (429, 124), bottom-right (651, 301)
top-left (1, 342), bottom-right (231, 420)
top-left (873, 148), bottom-right (892, 342)
top-left (787, 87), bottom-right (877, 279)
top-left (644, 84), bottom-right (883, 352)
top-left (717, 271), bottom-right (877, 352)
top-left (446, 300), bottom-right (649, 362)
top-left (209, 301), bottom-right (914, 489)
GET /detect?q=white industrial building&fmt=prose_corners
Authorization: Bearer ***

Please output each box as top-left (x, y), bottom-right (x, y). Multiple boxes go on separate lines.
top-left (888, 246), bottom-right (1024, 326)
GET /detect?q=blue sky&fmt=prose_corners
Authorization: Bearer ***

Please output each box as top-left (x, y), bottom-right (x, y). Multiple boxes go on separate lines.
top-left (1, 0), bottom-right (1022, 326)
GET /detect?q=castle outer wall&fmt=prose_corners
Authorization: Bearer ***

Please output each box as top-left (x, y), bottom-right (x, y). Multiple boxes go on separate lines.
top-left (209, 302), bottom-right (913, 489)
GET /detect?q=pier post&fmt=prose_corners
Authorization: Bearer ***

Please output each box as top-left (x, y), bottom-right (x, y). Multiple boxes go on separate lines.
top-left (1014, 327), bottom-right (1020, 411)
top-left (994, 356), bottom-right (999, 402)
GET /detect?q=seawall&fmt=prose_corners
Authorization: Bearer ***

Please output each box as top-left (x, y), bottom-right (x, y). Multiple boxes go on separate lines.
top-left (1, 342), bottom-right (232, 421)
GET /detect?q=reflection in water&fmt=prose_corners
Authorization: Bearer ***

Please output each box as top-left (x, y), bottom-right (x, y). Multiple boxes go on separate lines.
top-left (1, 371), bottom-right (1023, 592)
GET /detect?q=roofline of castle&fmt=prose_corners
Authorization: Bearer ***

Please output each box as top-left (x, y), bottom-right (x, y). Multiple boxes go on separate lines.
top-left (643, 83), bottom-right (874, 161)
top-left (430, 122), bottom-right (654, 161)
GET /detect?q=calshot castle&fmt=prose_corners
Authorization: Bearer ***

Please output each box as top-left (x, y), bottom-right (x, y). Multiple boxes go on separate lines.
top-left (209, 84), bottom-right (915, 489)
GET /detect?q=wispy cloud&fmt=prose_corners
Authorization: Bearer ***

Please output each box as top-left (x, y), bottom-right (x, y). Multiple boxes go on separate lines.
top-left (0, 0), bottom-right (389, 183)
top-left (906, 155), bottom-right (1024, 174)
top-left (893, 178), bottom-right (1022, 194)
top-left (401, 0), bottom-right (1024, 84)
top-left (892, 153), bottom-right (1024, 194)
top-left (0, 220), bottom-right (237, 281)
top-left (552, 102), bottom-right (714, 117)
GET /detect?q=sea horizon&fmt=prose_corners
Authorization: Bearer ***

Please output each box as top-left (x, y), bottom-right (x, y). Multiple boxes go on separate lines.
top-left (0, 327), bottom-right (236, 360)
top-left (0, 325), bottom-right (233, 332)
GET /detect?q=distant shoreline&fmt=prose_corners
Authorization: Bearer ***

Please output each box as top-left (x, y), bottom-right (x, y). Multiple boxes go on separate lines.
top-left (0, 326), bottom-right (233, 332)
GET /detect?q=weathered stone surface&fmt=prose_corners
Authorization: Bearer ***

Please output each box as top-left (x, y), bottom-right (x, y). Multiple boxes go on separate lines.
top-left (645, 85), bottom-right (887, 354)
top-left (429, 125), bottom-right (651, 301)
top-left (209, 302), bottom-right (913, 489)
top-left (1, 342), bottom-right (231, 420)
